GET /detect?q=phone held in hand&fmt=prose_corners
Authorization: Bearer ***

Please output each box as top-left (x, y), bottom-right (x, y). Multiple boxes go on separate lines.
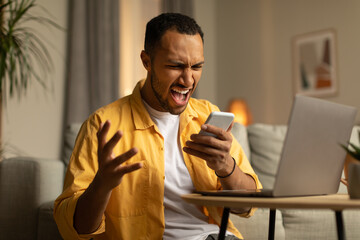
top-left (199, 111), bottom-right (234, 137)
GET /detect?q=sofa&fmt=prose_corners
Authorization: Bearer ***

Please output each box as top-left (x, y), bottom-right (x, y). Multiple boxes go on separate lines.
top-left (1, 122), bottom-right (359, 240)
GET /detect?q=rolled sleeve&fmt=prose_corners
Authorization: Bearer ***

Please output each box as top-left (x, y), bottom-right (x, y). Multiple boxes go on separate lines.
top-left (54, 191), bottom-right (106, 239)
top-left (54, 191), bottom-right (106, 240)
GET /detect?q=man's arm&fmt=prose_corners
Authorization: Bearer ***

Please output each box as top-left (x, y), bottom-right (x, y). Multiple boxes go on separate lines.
top-left (74, 120), bottom-right (142, 234)
top-left (183, 122), bottom-right (256, 190)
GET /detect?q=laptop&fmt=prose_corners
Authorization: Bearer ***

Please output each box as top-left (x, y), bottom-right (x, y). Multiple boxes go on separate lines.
top-left (198, 95), bottom-right (357, 197)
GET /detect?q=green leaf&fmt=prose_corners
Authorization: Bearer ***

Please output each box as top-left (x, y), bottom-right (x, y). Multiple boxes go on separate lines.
top-left (341, 142), bottom-right (360, 161)
top-left (349, 142), bottom-right (360, 154)
top-left (0, 0), bottom-right (64, 101)
top-left (0, 1), bottom-right (11, 12)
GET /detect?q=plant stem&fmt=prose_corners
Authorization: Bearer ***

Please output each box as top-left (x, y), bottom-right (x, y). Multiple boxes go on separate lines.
top-left (0, 0), bottom-right (3, 152)
top-left (0, 0), bottom-right (4, 153)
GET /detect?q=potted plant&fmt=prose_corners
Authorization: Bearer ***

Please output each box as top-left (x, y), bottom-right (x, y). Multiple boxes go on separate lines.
top-left (0, 0), bottom-right (61, 156)
top-left (341, 130), bottom-right (360, 198)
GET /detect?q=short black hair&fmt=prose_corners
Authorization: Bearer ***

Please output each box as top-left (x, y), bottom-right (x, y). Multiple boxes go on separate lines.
top-left (144, 13), bottom-right (204, 58)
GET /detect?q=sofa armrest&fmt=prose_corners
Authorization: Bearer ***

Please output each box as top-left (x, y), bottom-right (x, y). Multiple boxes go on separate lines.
top-left (0, 157), bottom-right (65, 240)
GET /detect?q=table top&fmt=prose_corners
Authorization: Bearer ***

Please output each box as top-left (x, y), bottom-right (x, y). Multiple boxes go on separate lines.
top-left (181, 193), bottom-right (360, 211)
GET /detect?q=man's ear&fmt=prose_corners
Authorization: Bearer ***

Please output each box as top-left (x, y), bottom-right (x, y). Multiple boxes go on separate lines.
top-left (141, 50), bottom-right (151, 71)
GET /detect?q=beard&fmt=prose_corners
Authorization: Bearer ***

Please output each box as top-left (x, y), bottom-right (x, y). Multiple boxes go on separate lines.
top-left (150, 70), bottom-right (191, 115)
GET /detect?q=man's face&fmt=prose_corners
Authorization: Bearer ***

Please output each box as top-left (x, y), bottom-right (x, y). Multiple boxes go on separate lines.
top-left (142, 30), bottom-right (204, 115)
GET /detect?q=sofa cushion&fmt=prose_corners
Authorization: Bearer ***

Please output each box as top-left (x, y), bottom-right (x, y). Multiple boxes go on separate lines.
top-left (230, 209), bottom-right (285, 240)
top-left (0, 157), bottom-right (64, 240)
top-left (247, 124), bottom-right (287, 189)
top-left (231, 122), bottom-right (251, 161)
top-left (343, 209), bottom-right (360, 239)
top-left (281, 209), bottom-right (338, 240)
top-left (281, 208), bottom-right (360, 240)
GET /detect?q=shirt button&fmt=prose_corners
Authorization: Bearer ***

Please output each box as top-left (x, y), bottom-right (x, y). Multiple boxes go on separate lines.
top-left (160, 147), bottom-right (164, 151)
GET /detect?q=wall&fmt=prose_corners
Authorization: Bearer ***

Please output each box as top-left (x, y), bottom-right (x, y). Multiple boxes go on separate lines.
top-left (119, 0), bottom-right (161, 97)
top-left (197, 0), bottom-right (360, 124)
top-left (216, 0), bottom-right (267, 122)
top-left (271, 0), bottom-right (360, 124)
top-left (193, 0), bottom-right (217, 104)
top-left (2, 0), bottom-right (68, 159)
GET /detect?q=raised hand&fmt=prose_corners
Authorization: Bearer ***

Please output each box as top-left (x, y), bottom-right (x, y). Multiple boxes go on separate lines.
top-left (94, 120), bottom-right (143, 192)
top-left (74, 120), bottom-right (142, 234)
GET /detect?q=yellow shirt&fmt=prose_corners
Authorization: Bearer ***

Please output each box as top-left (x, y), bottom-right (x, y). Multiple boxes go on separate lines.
top-left (54, 80), bottom-right (261, 240)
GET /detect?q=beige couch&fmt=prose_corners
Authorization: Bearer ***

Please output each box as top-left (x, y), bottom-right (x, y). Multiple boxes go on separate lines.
top-left (0, 123), bottom-right (359, 239)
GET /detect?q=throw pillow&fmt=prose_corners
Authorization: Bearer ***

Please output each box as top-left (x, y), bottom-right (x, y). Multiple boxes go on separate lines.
top-left (247, 124), bottom-right (287, 189)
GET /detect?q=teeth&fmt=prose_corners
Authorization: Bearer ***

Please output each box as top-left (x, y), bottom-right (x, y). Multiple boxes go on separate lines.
top-left (172, 89), bottom-right (189, 94)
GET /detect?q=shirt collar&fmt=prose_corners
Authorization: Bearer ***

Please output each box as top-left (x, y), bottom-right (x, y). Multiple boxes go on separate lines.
top-left (129, 80), bottom-right (154, 130)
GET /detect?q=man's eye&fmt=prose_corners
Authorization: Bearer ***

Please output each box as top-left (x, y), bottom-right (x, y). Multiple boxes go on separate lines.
top-left (167, 65), bottom-right (181, 69)
top-left (192, 65), bottom-right (203, 70)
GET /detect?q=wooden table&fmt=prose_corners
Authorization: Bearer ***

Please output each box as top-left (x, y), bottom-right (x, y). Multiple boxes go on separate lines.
top-left (182, 193), bottom-right (360, 240)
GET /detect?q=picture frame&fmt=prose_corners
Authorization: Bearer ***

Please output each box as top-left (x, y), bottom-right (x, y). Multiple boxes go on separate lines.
top-left (292, 29), bottom-right (338, 97)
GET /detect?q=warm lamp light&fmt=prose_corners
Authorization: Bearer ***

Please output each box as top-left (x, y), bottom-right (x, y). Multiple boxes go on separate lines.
top-left (227, 98), bottom-right (253, 126)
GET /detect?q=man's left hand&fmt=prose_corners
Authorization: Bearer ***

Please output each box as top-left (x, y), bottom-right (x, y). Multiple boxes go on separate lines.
top-left (183, 122), bottom-right (234, 175)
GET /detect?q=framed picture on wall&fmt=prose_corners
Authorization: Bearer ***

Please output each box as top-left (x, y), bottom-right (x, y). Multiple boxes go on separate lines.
top-left (292, 29), bottom-right (338, 97)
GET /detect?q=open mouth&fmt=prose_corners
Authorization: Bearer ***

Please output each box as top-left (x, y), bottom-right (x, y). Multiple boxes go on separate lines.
top-left (171, 88), bottom-right (191, 105)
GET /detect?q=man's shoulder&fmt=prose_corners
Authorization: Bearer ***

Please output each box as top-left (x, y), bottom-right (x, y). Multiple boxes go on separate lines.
top-left (85, 96), bottom-right (132, 125)
top-left (188, 98), bottom-right (220, 113)
top-left (186, 98), bottom-right (221, 125)
top-left (95, 96), bottom-right (131, 115)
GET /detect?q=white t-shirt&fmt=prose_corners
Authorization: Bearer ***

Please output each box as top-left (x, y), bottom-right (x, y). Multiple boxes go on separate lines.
top-left (143, 101), bottom-right (220, 240)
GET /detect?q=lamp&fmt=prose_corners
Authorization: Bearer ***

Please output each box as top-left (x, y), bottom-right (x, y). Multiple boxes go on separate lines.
top-left (227, 98), bottom-right (253, 126)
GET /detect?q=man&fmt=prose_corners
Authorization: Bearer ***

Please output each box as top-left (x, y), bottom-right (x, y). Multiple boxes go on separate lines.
top-left (54, 13), bottom-right (261, 240)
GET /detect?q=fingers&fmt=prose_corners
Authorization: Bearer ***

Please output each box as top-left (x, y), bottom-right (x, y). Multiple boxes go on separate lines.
top-left (119, 162), bottom-right (143, 175)
top-left (97, 120), bottom-right (124, 163)
top-left (189, 131), bottom-right (232, 153)
top-left (185, 139), bottom-right (229, 154)
top-left (201, 123), bottom-right (233, 141)
top-left (184, 124), bottom-right (233, 168)
top-left (95, 121), bottom-right (143, 191)
top-left (97, 120), bottom-right (111, 152)
top-left (111, 148), bottom-right (139, 168)
top-left (102, 131), bottom-right (123, 158)
top-left (183, 145), bottom-right (230, 171)
top-left (184, 140), bottom-right (229, 162)
top-left (107, 148), bottom-right (141, 188)
top-left (183, 146), bottom-right (211, 160)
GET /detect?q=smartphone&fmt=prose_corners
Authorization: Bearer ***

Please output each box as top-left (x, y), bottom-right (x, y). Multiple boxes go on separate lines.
top-left (199, 111), bottom-right (235, 137)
